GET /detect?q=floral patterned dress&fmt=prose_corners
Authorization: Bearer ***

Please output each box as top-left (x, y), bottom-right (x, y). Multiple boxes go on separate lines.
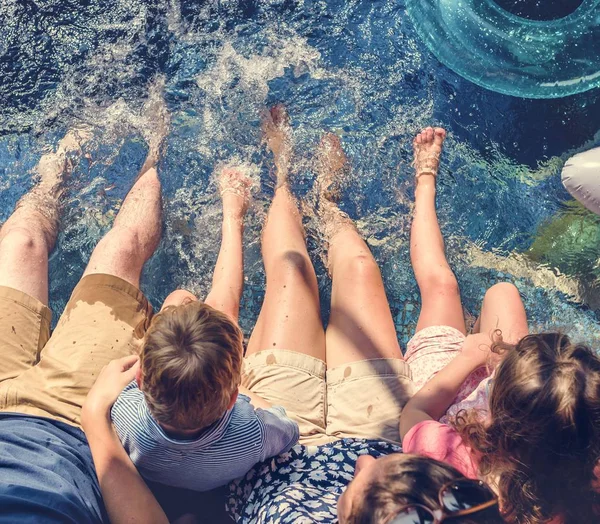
top-left (227, 438), bottom-right (400, 523)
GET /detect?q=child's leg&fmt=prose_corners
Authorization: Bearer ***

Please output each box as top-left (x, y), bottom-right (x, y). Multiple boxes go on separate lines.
top-left (204, 166), bottom-right (252, 323)
top-left (411, 127), bottom-right (466, 335)
top-left (473, 282), bottom-right (528, 345)
top-left (405, 128), bottom-right (470, 395)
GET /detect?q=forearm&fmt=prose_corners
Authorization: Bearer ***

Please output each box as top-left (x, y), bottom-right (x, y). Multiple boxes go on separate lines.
top-left (84, 413), bottom-right (168, 524)
top-left (400, 353), bottom-right (481, 439)
top-left (206, 218), bottom-right (244, 321)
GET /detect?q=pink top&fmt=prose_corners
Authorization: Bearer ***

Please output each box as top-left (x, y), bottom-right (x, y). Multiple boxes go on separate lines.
top-left (402, 420), bottom-right (479, 479)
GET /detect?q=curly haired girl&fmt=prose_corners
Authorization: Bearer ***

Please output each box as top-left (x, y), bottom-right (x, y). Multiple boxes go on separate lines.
top-left (400, 127), bottom-right (600, 523)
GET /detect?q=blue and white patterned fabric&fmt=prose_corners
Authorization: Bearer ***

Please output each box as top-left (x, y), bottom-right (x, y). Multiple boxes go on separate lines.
top-left (228, 438), bottom-right (401, 523)
top-left (111, 382), bottom-right (299, 491)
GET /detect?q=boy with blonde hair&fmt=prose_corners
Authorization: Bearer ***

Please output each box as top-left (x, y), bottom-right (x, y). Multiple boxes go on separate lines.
top-left (111, 167), bottom-right (299, 491)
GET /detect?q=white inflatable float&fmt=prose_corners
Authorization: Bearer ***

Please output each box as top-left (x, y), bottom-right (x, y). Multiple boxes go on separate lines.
top-left (562, 146), bottom-right (600, 215)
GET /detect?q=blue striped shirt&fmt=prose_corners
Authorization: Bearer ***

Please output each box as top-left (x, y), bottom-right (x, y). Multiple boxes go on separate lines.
top-left (111, 381), bottom-right (300, 491)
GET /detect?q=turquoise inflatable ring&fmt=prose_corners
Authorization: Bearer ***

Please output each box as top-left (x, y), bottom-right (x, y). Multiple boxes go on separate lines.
top-left (405, 0), bottom-right (600, 99)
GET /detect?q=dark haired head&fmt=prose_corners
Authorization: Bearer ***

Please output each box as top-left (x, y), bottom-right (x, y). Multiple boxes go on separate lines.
top-left (338, 454), bottom-right (504, 523)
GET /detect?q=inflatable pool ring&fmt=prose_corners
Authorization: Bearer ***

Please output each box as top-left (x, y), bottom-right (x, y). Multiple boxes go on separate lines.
top-left (405, 0), bottom-right (600, 99)
top-left (562, 146), bottom-right (600, 215)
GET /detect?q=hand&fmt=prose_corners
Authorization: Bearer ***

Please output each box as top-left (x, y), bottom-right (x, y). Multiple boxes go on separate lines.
top-left (82, 355), bottom-right (140, 428)
top-left (460, 333), bottom-right (495, 370)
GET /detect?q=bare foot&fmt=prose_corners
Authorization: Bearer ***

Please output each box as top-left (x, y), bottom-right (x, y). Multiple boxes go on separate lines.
top-left (16, 126), bottom-right (92, 250)
top-left (140, 77), bottom-right (171, 173)
top-left (37, 126), bottom-right (93, 185)
top-left (413, 127), bottom-right (446, 180)
top-left (314, 133), bottom-right (355, 251)
top-left (57, 126), bottom-right (93, 154)
top-left (316, 133), bottom-right (349, 202)
top-left (261, 103), bottom-right (292, 187)
top-left (219, 166), bottom-right (253, 220)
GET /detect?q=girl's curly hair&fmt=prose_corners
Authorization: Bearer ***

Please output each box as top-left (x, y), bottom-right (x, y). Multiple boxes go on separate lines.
top-left (453, 332), bottom-right (600, 523)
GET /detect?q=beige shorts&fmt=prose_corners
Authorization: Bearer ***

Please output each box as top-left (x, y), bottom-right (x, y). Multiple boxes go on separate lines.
top-left (243, 349), bottom-right (415, 446)
top-left (0, 274), bottom-right (152, 428)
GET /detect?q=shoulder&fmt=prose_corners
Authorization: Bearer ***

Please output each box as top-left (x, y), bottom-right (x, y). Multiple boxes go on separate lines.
top-left (402, 420), bottom-right (478, 478)
top-left (110, 382), bottom-right (154, 439)
top-left (403, 420), bottom-right (462, 446)
top-left (228, 440), bottom-right (394, 523)
top-left (112, 381), bottom-right (144, 413)
top-left (226, 397), bottom-right (264, 431)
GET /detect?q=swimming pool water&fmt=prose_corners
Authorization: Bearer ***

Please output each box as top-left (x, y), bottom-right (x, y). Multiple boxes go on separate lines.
top-left (1, 0), bottom-right (600, 347)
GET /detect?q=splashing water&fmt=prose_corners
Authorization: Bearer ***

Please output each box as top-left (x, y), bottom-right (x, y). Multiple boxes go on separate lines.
top-left (0, 0), bottom-right (599, 346)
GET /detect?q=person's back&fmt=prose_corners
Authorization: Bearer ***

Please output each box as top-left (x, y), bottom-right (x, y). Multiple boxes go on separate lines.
top-left (111, 300), bottom-right (299, 491)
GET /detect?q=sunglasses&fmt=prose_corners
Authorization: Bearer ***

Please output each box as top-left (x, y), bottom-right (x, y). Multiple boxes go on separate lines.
top-left (389, 478), bottom-right (498, 524)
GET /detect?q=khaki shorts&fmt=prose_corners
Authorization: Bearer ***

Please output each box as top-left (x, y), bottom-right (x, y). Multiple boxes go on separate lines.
top-left (0, 274), bottom-right (152, 428)
top-left (243, 349), bottom-right (415, 446)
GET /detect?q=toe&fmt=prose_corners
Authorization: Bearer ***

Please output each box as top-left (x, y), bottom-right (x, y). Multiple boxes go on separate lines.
top-left (433, 127), bottom-right (446, 146)
top-left (415, 133), bottom-right (422, 145)
top-left (425, 127), bottom-right (434, 143)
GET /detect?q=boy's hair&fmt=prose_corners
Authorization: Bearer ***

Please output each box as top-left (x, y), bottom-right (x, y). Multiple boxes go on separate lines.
top-left (348, 454), bottom-right (504, 524)
top-left (139, 300), bottom-right (243, 431)
top-left (454, 332), bottom-right (600, 524)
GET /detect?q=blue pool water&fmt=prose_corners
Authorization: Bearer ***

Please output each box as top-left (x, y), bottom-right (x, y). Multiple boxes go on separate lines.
top-left (1, 0), bottom-right (600, 347)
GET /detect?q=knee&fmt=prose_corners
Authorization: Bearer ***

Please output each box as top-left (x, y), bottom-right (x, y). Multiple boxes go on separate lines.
top-left (0, 226), bottom-right (48, 260)
top-left (161, 289), bottom-right (197, 310)
top-left (484, 282), bottom-right (520, 302)
top-left (271, 250), bottom-right (314, 281)
top-left (421, 268), bottom-right (460, 297)
top-left (342, 254), bottom-right (382, 282)
top-left (101, 226), bottom-right (146, 262)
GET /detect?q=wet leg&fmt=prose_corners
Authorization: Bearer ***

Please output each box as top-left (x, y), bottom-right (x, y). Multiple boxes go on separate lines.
top-left (83, 160), bottom-right (162, 287)
top-left (411, 127), bottom-right (466, 334)
top-left (0, 129), bottom-right (90, 304)
top-left (319, 134), bottom-right (403, 368)
top-left (202, 166), bottom-right (253, 322)
top-left (83, 93), bottom-right (169, 287)
top-left (246, 105), bottom-right (325, 360)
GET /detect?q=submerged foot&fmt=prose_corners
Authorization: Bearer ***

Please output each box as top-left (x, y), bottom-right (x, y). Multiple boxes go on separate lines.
top-left (138, 77), bottom-right (171, 175)
top-left (37, 126), bottom-right (93, 185)
top-left (316, 133), bottom-right (349, 202)
top-left (145, 77), bottom-right (171, 158)
top-left (219, 165), bottom-right (253, 220)
top-left (17, 126), bottom-right (92, 250)
top-left (262, 103), bottom-right (292, 187)
top-left (314, 133), bottom-right (355, 256)
top-left (413, 127), bottom-right (446, 180)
